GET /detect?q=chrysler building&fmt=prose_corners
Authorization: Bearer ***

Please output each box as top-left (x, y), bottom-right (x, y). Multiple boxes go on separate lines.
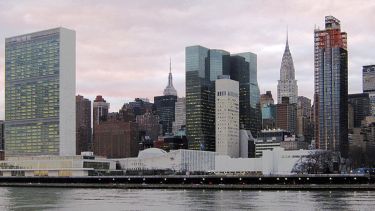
top-left (277, 31), bottom-right (298, 104)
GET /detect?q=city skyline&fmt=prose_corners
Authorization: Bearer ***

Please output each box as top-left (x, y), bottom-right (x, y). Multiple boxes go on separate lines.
top-left (1, 0), bottom-right (375, 119)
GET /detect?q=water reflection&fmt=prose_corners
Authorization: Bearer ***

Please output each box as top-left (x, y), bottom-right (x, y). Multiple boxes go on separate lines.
top-left (0, 187), bottom-right (374, 210)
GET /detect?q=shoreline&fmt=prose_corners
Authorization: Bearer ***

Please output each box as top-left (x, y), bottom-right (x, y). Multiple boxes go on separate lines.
top-left (1, 183), bottom-right (375, 190)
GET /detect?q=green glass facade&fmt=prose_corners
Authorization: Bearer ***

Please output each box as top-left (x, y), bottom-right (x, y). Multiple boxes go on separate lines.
top-left (4, 28), bottom-right (76, 157)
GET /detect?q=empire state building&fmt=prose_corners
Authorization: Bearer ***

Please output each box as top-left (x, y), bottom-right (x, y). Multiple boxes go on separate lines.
top-left (277, 32), bottom-right (298, 104)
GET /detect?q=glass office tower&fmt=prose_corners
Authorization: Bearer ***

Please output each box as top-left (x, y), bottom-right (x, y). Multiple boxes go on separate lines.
top-left (186, 45), bottom-right (260, 152)
top-left (5, 28), bottom-right (76, 157)
top-left (314, 16), bottom-right (348, 157)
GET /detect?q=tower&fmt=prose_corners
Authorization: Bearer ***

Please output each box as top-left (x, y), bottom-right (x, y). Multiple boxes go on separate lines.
top-left (154, 59), bottom-right (178, 135)
top-left (277, 29), bottom-right (298, 104)
top-left (314, 16), bottom-right (348, 157)
top-left (5, 28), bottom-right (76, 157)
top-left (215, 76), bottom-right (239, 158)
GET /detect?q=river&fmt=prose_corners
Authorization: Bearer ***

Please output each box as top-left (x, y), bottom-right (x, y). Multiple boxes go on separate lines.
top-left (0, 187), bottom-right (374, 210)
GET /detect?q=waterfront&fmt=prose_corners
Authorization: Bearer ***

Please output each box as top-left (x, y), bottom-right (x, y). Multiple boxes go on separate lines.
top-left (0, 187), bottom-right (374, 210)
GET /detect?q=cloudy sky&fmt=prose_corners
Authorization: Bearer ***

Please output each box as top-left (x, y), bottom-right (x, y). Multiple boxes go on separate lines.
top-left (0, 0), bottom-right (374, 119)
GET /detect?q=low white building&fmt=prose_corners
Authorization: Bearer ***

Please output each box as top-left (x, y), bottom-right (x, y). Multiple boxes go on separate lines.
top-left (118, 147), bottom-right (315, 175)
top-left (0, 154), bottom-right (116, 177)
top-left (117, 148), bottom-right (216, 172)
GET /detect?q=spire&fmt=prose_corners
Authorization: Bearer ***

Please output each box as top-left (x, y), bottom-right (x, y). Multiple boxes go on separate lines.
top-left (286, 25), bottom-right (289, 49)
top-left (163, 58), bottom-right (177, 96)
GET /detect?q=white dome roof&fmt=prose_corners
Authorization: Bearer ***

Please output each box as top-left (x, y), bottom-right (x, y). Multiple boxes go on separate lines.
top-left (138, 148), bottom-right (167, 159)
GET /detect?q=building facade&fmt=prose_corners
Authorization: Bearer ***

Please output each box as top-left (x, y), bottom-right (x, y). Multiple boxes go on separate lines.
top-left (136, 111), bottom-right (160, 142)
top-left (297, 96), bottom-right (313, 142)
top-left (172, 97), bottom-right (186, 134)
top-left (154, 95), bottom-right (177, 135)
top-left (277, 33), bottom-right (298, 104)
top-left (0, 121), bottom-right (4, 151)
top-left (93, 116), bottom-right (139, 158)
top-left (363, 65), bottom-right (375, 116)
top-left (76, 95), bottom-right (92, 154)
top-left (215, 77), bottom-right (239, 158)
top-left (314, 16), bottom-right (348, 157)
top-left (185, 46), bottom-right (260, 151)
top-left (5, 28), bottom-right (76, 157)
top-left (93, 95), bottom-right (110, 126)
top-left (276, 97), bottom-right (297, 134)
top-left (348, 93), bottom-right (370, 128)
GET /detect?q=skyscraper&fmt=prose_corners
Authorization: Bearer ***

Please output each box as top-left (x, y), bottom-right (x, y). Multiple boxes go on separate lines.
top-left (215, 76), bottom-right (239, 158)
top-left (5, 28), bottom-right (76, 157)
top-left (93, 95), bottom-right (110, 126)
top-left (314, 16), bottom-right (348, 157)
top-left (297, 96), bottom-right (313, 142)
top-left (276, 97), bottom-right (297, 134)
top-left (348, 93), bottom-right (370, 128)
top-left (76, 95), bottom-right (92, 154)
top-left (363, 65), bottom-right (375, 116)
top-left (185, 45), bottom-right (260, 151)
top-left (172, 97), bottom-right (186, 134)
top-left (0, 121), bottom-right (4, 151)
top-left (186, 46), bottom-right (214, 151)
top-left (154, 62), bottom-right (177, 135)
top-left (277, 31), bottom-right (298, 104)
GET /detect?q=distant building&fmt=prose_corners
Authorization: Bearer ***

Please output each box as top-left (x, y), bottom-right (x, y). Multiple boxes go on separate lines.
top-left (297, 96), bottom-right (313, 142)
top-left (93, 115), bottom-right (139, 158)
top-left (314, 16), bottom-right (348, 157)
top-left (5, 27), bottom-right (76, 157)
top-left (154, 95), bottom-right (177, 135)
top-left (348, 93), bottom-right (370, 128)
top-left (0, 121), bottom-right (4, 151)
top-left (277, 32), bottom-right (298, 104)
top-left (276, 97), bottom-right (297, 134)
top-left (93, 95), bottom-right (110, 126)
top-left (260, 91), bottom-right (274, 108)
top-left (76, 95), bottom-right (92, 154)
top-left (185, 46), bottom-right (261, 151)
top-left (136, 112), bottom-right (160, 142)
top-left (215, 77), bottom-right (239, 158)
top-left (172, 97), bottom-right (186, 134)
top-left (122, 98), bottom-right (153, 116)
top-left (363, 65), bottom-right (375, 116)
top-left (153, 135), bottom-right (188, 152)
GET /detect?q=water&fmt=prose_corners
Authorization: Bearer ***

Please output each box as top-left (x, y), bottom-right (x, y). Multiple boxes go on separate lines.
top-left (0, 187), bottom-right (374, 210)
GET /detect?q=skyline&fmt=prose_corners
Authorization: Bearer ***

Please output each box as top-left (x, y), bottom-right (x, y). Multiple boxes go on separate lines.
top-left (1, 0), bottom-right (375, 119)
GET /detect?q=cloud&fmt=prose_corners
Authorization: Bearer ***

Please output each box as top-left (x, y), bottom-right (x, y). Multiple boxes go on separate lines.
top-left (0, 0), bottom-right (375, 119)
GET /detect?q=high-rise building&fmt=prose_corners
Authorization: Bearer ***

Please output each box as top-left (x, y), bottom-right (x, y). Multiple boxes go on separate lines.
top-left (136, 111), bottom-right (160, 141)
top-left (186, 46), bottom-right (215, 151)
top-left (314, 16), bottom-right (348, 157)
top-left (348, 93), bottom-right (370, 128)
top-left (232, 52), bottom-right (261, 136)
top-left (172, 97), bottom-right (186, 134)
top-left (5, 28), bottom-right (76, 157)
top-left (93, 95), bottom-right (110, 126)
top-left (277, 32), bottom-right (298, 104)
top-left (260, 91), bottom-right (276, 129)
top-left (363, 65), bottom-right (375, 116)
top-left (276, 97), bottom-right (297, 134)
top-left (76, 95), bottom-right (92, 154)
top-left (0, 121), bottom-right (4, 151)
top-left (260, 91), bottom-right (274, 108)
top-left (122, 98), bottom-right (153, 116)
top-left (215, 77), bottom-right (239, 158)
top-left (186, 45), bottom-right (261, 151)
top-left (297, 96), bottom-right (313, 142)
top-left (154, 65), bottom-right (178, 136)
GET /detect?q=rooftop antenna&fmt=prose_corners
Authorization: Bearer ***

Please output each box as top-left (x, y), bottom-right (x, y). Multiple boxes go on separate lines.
top-left (169, 57), bottom-right (171, 73)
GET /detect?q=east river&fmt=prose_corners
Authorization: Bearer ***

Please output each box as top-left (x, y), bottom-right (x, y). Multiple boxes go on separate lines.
top-left (0, 187), bottom-right (374, 210)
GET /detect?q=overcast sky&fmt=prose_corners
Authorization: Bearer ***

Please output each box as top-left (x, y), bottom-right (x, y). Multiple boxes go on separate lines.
top-left (0, 0), bottom-right (374, 119)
